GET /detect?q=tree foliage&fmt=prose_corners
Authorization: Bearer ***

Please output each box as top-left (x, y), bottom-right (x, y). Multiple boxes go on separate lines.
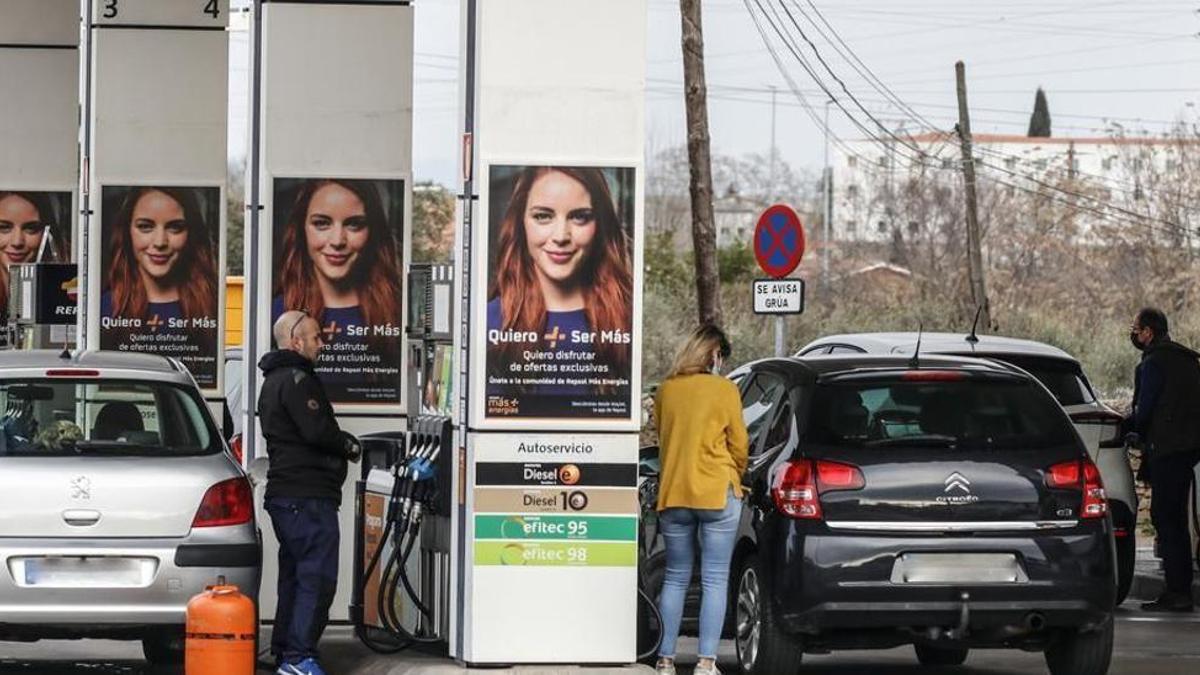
top-left (1028, 87), bottom-right (1052, 138)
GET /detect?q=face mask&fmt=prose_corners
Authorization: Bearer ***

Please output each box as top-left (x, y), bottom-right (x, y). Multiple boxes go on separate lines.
top-left (1130, 331), bottom-right (1145, 351)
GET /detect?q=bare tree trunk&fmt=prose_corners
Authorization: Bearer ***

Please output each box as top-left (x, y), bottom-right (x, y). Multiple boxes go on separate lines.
top-left (680, 0), bottom-right (723, 326)
top-left (955, 61), bottom-right (991, 330)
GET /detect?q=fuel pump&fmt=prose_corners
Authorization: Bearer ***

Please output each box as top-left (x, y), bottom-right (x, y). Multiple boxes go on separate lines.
top-left (352, 264), bottom-right (454, 652)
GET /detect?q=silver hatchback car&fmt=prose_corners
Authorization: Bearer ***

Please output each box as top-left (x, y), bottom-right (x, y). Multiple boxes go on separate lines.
top-left (0, 351), bottom-right (259, 664)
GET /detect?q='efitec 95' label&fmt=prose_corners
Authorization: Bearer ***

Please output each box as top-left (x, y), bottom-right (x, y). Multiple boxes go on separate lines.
top-left (475, 514), bottom-right (636, 541)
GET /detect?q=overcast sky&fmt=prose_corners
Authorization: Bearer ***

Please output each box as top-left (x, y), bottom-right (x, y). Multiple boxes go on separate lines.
top-left (229, 0), bottom-right (1200, 186)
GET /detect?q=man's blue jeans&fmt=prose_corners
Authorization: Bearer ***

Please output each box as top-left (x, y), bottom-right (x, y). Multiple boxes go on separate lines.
top-left (266, 497), bottom-right (340, 664)
top-left (657, 488), bottom-right (741, 660)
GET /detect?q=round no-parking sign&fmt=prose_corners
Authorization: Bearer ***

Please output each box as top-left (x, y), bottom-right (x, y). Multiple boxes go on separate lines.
top-left (753, 204), bottom-right (806, 279)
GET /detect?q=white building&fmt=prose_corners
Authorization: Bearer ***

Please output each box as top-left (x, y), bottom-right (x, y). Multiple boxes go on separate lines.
top-left (831, 132), bottom-right (1195, 243)
top-left (714, 191), bottom-right (767, 249)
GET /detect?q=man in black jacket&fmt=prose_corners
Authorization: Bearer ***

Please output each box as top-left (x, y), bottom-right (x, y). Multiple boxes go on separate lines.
top-left (259, 310), bottom-right (361, 675)
top-left (1127, 307), bottom-right (1200, 612)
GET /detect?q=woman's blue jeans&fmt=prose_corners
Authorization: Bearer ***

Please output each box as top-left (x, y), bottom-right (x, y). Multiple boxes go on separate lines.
top-left (657, 488), bottom-right (741, 660)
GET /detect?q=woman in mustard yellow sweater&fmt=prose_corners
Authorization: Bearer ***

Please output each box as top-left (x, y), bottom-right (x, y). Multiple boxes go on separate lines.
top-left (653, 325), bottom-right (749, 675)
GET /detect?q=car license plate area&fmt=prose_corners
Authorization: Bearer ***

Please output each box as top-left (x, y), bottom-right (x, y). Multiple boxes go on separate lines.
top-left (891, 553), bottom-right (1028, 584)
top-left (13, 557), bottom-right (157, 588)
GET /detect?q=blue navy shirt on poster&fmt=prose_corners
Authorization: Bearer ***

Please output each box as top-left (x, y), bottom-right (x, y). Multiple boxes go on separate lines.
top-left (486, 298), bottom-right (596, 396)
top-left (271, 297), bottom-right (367, 349)
top-left (100, 292), bottom-right (184, 326)
top-left (271, 296), bottom-right (398, 403)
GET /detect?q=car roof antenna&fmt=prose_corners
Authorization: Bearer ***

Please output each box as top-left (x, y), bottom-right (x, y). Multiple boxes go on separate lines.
top-left (909, 322), bottom-right (924, 369)
top-left (966, 306), bottom-right (983, 344)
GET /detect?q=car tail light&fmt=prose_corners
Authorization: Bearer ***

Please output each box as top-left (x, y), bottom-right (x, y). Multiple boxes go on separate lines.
top-left (773, 459), bottom-right (865, 519)
top-left (1069, 410), bottom-right (1123, 425)
top-left (816, 460), bottom-right (866, 491)
top-left (1045, 459), bottom-right (1108, 519)
top-left (45, 369), bottom-right (100, 377)
top-left (229, 433), bottom-right (244, 465)
top-left (193, 477), bottom-right (253, 528)
top-left (773, 461), bottom-right (820, 519)
top-left (901, 370), bottom-right (967, 382)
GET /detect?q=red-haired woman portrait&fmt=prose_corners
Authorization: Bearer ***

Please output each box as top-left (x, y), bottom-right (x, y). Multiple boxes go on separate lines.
top-left (100, 186), bottom-right (219, 387)
top-left (0, 190), bottom-right (69, 321)
top-left (272, 178), bottom-right (404, 404)
top-left (485, 165), bottom-right (635, 418)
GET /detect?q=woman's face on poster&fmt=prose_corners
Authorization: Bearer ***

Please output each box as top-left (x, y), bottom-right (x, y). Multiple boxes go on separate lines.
top-left (0, 194), bottom-right (47, 269)
top-left (304, 182), bottom-right (369, 284)
top-left (130, 190), bottom-right (189, 282)
top-left (522, 171), bottom-right (597, 287)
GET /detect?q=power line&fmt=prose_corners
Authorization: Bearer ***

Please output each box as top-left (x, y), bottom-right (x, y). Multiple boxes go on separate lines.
top-left (739, 0), bottom-right (1197, 210)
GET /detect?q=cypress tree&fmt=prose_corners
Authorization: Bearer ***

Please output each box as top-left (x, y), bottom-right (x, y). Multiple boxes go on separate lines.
top-left (1028, 87), bottom-right (1052, 138)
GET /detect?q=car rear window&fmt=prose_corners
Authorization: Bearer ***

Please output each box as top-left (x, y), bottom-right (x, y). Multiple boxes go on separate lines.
top-left (0, 379), bottom-right (218, 457)
top-left (805, 376), bottom-right (1078, 450)
top-left (986, 356), bottom-right (1095, 406)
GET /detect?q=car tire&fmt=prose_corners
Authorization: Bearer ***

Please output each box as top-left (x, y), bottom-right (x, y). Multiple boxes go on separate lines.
top-left (914, 644), bottom-right (968, 666)
top-left (735, 554), bottom-right (803, 675)
top-left (1044, 616), bottom-right (1114, 675)
top-left (142, 626), bottom-right (185, 665)
top-left (1116, 531), bottom-right (1136, 605)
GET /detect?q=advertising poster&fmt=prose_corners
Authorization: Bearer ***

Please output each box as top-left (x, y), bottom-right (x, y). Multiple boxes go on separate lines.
top-left (99, 186), bottom-right (220, 387)
top-left (271, 177), bottom-right (405, 405)
top-left (0, 190), bottom-right (73, 322)
top-left (483, 165), bottom-right (635, 420)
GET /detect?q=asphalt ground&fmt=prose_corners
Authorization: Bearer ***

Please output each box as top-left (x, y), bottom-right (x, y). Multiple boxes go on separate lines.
top-left (0, 603), bottom-right (1198, 675)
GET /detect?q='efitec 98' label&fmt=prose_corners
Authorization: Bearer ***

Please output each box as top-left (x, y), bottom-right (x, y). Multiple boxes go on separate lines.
top-left (474, 541), bottom-right (636, 567)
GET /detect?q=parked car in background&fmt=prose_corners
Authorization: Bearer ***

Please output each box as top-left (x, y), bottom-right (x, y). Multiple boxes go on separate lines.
top-left (223, 346), bottom-right (245, 463)
top-left (640, 354), bottom-right (1116, 675)
top-left (797, 332), bottom-right (1136, 603)
top-left (0, 351), bottom-right (260, 664)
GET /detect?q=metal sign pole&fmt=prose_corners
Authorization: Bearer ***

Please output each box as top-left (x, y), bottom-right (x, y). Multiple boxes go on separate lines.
top-left (775, 315), bottom-right (784, 356)
top-left (244, 0), bottom-right (263, 462)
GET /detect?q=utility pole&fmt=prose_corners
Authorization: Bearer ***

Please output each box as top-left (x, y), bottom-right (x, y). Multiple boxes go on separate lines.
top-left (954, 61), bottom-right (990, 330)
top-left (822, 99), bottom-right (832, 282)
top-left (680, 0), bottom-right (723, 327)
top-left (768, 85), bottom-right (777, 201)
top-left (768, 85), bottom-right (784, 356)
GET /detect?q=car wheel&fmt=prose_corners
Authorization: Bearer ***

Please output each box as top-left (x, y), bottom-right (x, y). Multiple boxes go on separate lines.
top-left (142, 626), bottom-right (185, 665)
top-left (1044, 616), bottom-right (1114, 675)
top-left (914, 644), bottom-right (968, 666)
top-left (735, 554), bottom-right (803, 675)
top-left (1116, 531), bottom-right (1135, 605)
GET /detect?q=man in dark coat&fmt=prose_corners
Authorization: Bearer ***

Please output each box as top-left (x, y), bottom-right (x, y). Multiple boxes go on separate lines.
top-left (259, 309), bottom-right (361, 674)
top-left (1127, 307), bottom-right (1200, 612)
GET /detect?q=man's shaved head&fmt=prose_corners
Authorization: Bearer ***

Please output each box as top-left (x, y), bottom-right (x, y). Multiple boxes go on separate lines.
top-left (274, 310), bottom-right (310, 348)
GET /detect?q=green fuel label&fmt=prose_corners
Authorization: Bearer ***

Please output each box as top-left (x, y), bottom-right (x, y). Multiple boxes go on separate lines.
top-left (475, 515), bottom-right (637, 541)
top-left (474, 541), bottom-right (637, 567)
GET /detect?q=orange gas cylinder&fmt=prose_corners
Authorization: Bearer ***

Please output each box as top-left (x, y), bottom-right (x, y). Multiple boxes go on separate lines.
top-left (185, 576), bottom-right (256, 675)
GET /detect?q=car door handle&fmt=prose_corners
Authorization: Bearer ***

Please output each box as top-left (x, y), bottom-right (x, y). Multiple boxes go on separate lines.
top-left (62, 510), bottom-right (101, 526)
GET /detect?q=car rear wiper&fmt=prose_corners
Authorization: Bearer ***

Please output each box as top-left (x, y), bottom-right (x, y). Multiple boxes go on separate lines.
top-left (70, 440), bottom-right (168, 455)
top-left (865, 434), bottom-right (958, 448)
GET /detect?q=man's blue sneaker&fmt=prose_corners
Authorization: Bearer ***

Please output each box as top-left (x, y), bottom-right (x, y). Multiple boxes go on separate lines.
top-left (277, 658), bottom-right (327, 675)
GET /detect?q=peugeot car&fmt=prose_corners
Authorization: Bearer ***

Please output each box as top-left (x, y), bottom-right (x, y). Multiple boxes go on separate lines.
top-left (0, 351), bottom-right (260, 664)
top-left (640, 353), bottom-right (1115, 675)
top-left (798, 332), bottom-right (1135, 602)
